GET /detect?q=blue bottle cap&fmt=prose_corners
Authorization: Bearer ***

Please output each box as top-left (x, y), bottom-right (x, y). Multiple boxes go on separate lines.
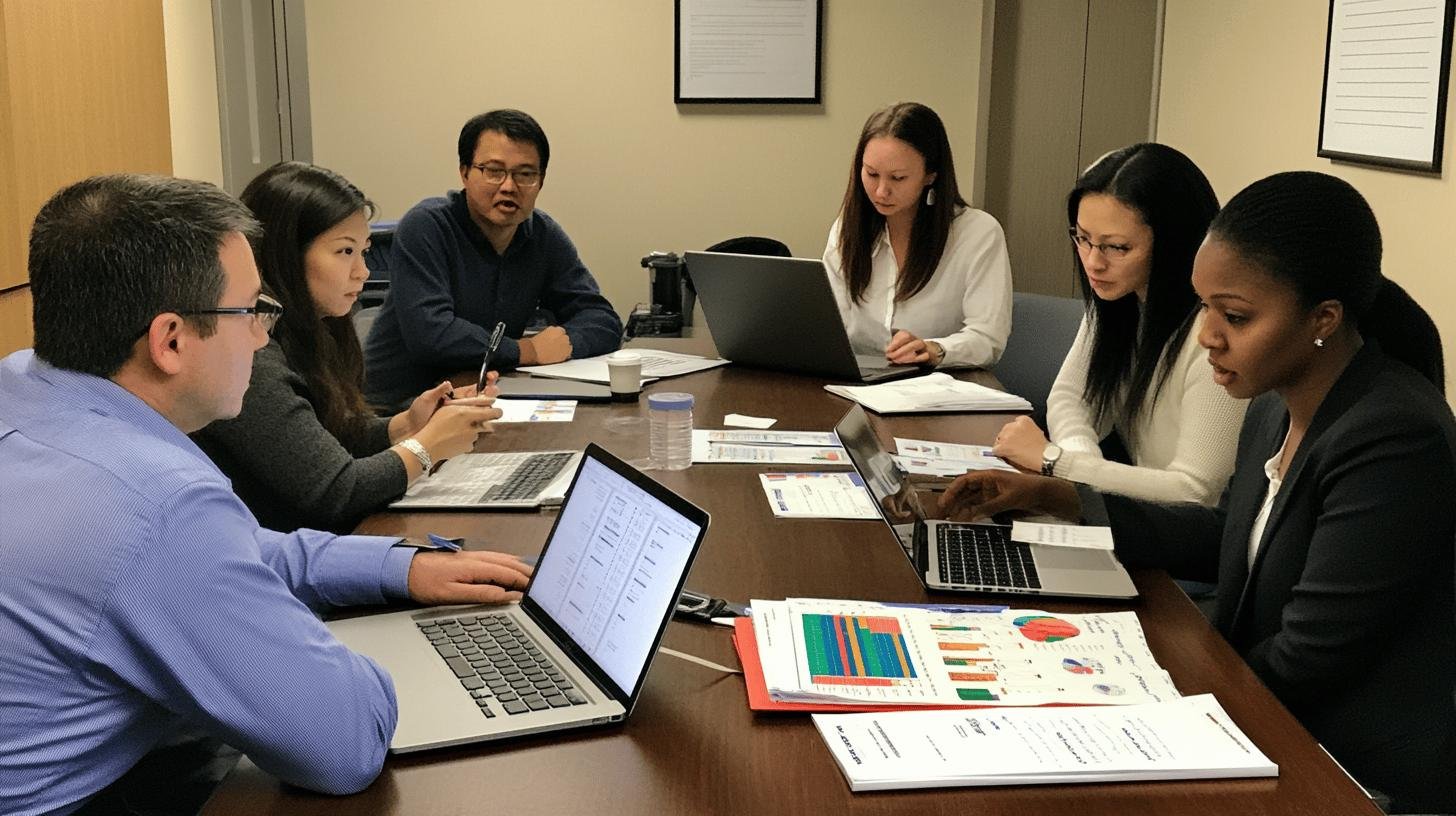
top-left (647, 392), bottom-right (694, 411)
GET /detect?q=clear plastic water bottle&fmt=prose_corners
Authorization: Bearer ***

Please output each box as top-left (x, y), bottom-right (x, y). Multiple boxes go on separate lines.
top-left (648, 392), bottom-right (694, 471)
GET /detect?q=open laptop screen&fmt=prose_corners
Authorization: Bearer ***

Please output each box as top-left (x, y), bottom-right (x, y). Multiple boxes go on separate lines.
top-left (525, 454), bottom-right (704, 695)
top-left (834, 405), bottom-right (929, 538)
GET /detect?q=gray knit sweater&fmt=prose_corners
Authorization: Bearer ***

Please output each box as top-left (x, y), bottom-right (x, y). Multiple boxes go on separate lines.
top-left (192, 339), bottom-right (408, 533)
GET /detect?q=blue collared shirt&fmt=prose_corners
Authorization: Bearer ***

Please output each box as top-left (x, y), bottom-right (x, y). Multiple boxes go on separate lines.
top-left (0, 350), bottom-right (417, 816)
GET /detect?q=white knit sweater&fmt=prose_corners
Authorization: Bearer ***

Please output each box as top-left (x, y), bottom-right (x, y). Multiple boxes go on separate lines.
top-left (1047, 311), bottom-right (1248, 505)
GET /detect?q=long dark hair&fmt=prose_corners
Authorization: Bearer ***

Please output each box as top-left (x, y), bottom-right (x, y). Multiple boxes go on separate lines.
top-left (1209, 171), bottom-right (1443, 390)
top-left (1068, 143), bottom-right (1219, 428)
top-left (835, 102), bottom-right (968, 304)
top-left (240, 162), bottom-right (377, 446)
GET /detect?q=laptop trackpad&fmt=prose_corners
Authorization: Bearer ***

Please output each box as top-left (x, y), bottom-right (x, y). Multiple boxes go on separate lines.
top-left (1035, 547), bottom-right (1119, 572)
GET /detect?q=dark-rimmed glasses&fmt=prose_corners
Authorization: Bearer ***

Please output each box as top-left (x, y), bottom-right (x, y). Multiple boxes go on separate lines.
top-left (179, 292), bottom-right (284, 332)
top-left (469, 163), bottom-right (542, 188)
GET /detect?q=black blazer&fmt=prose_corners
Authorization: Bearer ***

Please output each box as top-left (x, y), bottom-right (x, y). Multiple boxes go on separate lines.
top-left (1100, 343), bottom-right (1456, 813)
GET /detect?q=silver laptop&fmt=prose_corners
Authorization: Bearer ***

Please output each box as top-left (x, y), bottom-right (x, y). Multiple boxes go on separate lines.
top-left (834, 405), bottom-right (1137, 599)
top-left (389, 450), bottom-right (582, 510)
top-left (332, 444), bottom-right (710, 752)
top-left (685, 252), bottom-right (920, 383)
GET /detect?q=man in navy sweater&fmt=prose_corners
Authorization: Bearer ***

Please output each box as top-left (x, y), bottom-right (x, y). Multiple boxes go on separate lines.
top-left (364, 109), bottom-right (622, 406)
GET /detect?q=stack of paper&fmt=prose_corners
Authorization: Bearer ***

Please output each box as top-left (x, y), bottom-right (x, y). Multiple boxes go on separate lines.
top-left (813, 694), bottom-right (1277, 791)
top-left (750, 598), bottom-right (1180, 708)
top-left (692, 429), bottom-right (846, 464)
top-left (825, 373), bottom-right (1032, 414)
top-left (519, 349), bottom-right (728, 384)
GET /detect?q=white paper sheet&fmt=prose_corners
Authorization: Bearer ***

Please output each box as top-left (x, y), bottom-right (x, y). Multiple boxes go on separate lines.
top-left (519, 349), bottom-right (728, 384)
top-left (1011, 521), bottom-right (1115, 551)
top-left (724, 413), bottom-right (777, 429)
top-left (692, 429), bottom-right (848, 464)
top-left (492, 399), bottom-right (577, 423)
top-left (758, 473), bottom-right (880, 519)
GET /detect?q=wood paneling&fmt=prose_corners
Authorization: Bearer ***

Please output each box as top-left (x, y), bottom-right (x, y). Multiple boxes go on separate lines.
top-left (0, 0), bottom-right (172, 290)
top-left (0, 284), bottom-right (32, 355)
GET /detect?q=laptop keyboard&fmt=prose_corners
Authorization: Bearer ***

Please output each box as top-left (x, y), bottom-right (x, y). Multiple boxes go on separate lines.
top-left (480, 452), bottom-right (575, 502)
top-left (418, 613), bottom-right (589, 717)
top-left (936, 525), bottom-right (1041, 589)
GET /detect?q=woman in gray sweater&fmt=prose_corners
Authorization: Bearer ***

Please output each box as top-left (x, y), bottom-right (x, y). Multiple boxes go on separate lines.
top-left (194, 162), bottom-right (501, 533)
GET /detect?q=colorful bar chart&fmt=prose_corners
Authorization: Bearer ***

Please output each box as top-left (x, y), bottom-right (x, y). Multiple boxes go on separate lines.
top-left (803, 613), bottom-right (918, 686)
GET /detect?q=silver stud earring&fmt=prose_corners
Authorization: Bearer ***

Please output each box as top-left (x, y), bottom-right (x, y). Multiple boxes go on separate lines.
top-left (1314, 337), bottom-right (1325, 348)
top-left (925, 188), bottom-right (935, 206)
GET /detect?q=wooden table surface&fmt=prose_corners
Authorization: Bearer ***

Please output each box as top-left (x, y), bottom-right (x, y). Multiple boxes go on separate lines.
top-left (202, 341), bottom-right (1379, 815)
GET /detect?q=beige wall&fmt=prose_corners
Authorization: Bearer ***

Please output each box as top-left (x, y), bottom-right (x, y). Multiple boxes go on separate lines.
top-left (162, 0), bottom-right (224, 186)
top-left (1157, 0), bottom-right (1456, 388)
top-left (302, 0), bottom-right (988, 318)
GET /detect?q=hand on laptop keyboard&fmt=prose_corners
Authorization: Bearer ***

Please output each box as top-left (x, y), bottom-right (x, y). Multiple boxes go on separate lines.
top-left (406, 549), bottom-right (534, 605)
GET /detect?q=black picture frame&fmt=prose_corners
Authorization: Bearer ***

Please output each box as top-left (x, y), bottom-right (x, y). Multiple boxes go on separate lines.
top-left (1317, 0), bottom-right (1455, 173)
top-left (674, 0), bottom-right (823, 104)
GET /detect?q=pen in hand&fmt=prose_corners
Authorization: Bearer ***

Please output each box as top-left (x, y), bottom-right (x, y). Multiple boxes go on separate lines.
top-left (478, 321), bottom-right (507, 396)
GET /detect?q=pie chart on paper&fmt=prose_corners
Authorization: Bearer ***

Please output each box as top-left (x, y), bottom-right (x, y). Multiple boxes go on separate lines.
top-left (1012, 615), bottom-right (1080, 643)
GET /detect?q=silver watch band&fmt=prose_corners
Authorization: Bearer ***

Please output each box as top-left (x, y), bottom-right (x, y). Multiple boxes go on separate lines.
top-left (400, 437), bottom-right (432, 473)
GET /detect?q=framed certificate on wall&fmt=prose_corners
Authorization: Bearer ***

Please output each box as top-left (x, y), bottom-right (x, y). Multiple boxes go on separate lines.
top-left (1317, 0), bottom-right (1456, 172)
top-left (675, 0), bottom-right (823, 104)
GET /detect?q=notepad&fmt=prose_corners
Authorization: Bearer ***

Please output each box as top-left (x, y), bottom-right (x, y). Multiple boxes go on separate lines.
top-left (813, 694), bottom-right (1277, 791)
top-left (825, 373), bottom-right (1032, 414)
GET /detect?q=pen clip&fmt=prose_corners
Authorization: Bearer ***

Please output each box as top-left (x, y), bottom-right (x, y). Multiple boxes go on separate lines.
top-left (478, 321), bottom-right (507, 394)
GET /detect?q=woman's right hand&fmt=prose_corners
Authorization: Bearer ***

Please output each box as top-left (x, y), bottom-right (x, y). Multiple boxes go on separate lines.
top-left (413, 403), bottom-right (503, 463)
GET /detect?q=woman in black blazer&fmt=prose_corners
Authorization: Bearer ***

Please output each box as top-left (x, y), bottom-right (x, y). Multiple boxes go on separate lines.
top-left (943, 171), bottom-right (1456, 813)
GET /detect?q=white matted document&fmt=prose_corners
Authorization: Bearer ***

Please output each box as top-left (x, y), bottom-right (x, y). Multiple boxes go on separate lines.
top-left (519, 349), bottom-right (728, 385)
top-left (825, 373), bottom-right (1032, 414)
top-left (758, 472), bottom-right (880, 519)
top-left (813, 694), bottom-right (1277, 792)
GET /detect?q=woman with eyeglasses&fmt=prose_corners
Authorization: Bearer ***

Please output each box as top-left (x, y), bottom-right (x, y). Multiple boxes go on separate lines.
top-left (942, 172), bottom-right (1456, 813)
top-left (193, 161), bottom-right (505, 534)
top-left (823, 102), bottom-right (1012, 368)
top-left (991, 144), bottom-right (1247, 505)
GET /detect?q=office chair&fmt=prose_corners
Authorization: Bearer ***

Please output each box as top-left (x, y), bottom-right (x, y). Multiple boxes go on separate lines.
top-left (991, 291), bottom-right (1084, 429)
top-left (351, 304), bottom-right (382, 340)
top-left (360, 220), bottom-right (399, 310)
top-left (704, 236), bottom-right (791, 257)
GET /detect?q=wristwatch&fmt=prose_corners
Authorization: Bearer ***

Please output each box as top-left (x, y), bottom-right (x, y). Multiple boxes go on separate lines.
top-left (1040, 443), bottom-right (1063, 477)
top-left (400, 437), bottom-right (432, 473)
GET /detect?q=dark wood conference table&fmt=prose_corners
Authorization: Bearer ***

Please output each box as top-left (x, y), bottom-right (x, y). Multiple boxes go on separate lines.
top-left (203, 339), bottom-right (1379, 816)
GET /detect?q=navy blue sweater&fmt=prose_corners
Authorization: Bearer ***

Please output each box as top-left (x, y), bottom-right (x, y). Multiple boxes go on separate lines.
top-left (364, 191), bottom-right (622, 405)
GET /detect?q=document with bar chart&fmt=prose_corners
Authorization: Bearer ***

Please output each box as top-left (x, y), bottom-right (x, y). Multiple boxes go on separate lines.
top-left (752, 599), bottom-right (1180, 707)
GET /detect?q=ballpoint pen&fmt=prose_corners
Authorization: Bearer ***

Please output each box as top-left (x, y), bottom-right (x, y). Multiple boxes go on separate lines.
top-left (478, 321), bottom-right (507, 395)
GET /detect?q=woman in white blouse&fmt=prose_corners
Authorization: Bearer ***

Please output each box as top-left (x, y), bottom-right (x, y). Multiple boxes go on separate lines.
top-left (822, 102), bottom-right (1011, 369)
top-left (992, 143), bottom-right (1246, 505)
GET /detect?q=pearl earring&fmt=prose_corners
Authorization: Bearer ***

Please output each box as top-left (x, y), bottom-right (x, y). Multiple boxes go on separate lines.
top-left (925, 188), bottom-right (935, 206)
top-left (1314, 337), bottom-right (1325, 348)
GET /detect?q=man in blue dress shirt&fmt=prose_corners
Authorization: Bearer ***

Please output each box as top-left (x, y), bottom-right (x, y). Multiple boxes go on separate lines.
top-left (0, 174), bottom-right (533, 816)
top-left (363, 108), bottom-right (623, 406)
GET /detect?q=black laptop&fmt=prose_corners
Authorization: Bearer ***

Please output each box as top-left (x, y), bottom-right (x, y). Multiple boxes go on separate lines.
top-left (685, 251), bottom-right (920, 383)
